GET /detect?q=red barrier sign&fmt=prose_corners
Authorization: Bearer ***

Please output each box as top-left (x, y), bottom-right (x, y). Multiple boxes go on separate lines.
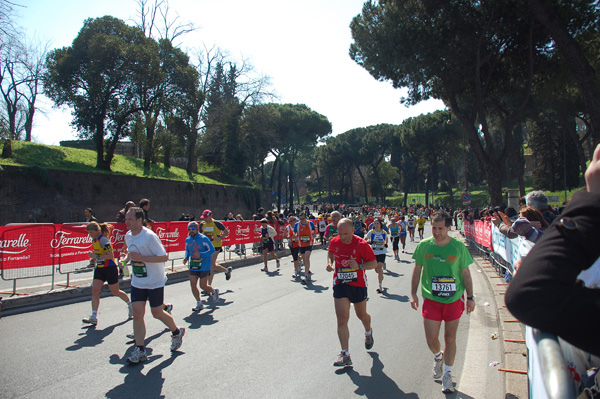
top-left (0, 220), bottom-right (289, 270)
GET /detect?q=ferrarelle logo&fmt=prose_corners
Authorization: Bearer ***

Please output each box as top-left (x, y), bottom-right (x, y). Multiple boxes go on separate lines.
top-left (50, 231), bottom-right (92, 249)
top-left (155, 227), bottom-right (179, 242)
top-left (0, 234), bottom-right (30, 254)
top-left (111, 228), bottom-right (127, 244)
top-left (235, 225), bottom-right (250, 237)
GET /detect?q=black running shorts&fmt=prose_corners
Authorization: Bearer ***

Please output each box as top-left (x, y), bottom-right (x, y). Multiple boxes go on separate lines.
top-left (93, 266), bottom-right (119, 285)
top-left (333, 284), bottom-right (368, 304)
top-left (131, 286), bottom-right (165, 308)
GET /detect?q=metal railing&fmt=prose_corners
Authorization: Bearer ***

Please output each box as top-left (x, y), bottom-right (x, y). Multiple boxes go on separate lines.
top-left (531, 329), bottom-right (577, 399)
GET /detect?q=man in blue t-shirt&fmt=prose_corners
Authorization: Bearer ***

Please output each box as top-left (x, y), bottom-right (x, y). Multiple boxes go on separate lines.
top-left (183, 221), bottom-right (216, 311)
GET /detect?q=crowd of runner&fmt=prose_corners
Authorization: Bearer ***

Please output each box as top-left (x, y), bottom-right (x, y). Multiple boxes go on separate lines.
top-left (81, 199), bottom-right (476, 393)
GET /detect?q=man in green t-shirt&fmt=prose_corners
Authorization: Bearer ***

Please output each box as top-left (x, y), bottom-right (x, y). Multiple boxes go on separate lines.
top-left (410, 210), bottom-right (475, 394)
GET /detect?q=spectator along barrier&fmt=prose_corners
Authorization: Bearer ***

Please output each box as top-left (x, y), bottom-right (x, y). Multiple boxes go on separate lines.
top-left (458, 218), bottom-right (578, 399)
top-left (0, 220), bottom-right (287, 294)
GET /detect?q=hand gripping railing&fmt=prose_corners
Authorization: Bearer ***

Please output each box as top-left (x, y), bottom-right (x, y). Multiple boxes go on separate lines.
top-left (532, 328), bottom-right (576, 399)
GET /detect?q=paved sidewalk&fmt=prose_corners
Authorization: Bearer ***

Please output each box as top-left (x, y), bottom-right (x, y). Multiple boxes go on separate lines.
top-left (463, 239), bottom-right (528, 399)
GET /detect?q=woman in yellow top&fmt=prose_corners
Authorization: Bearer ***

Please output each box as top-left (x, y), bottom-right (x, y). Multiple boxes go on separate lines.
top-left (82, 221), bottom-right (132, 326)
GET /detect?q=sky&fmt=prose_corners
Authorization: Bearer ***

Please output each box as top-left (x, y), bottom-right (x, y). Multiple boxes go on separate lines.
top-left (16, 0), bottom-right (444, 145)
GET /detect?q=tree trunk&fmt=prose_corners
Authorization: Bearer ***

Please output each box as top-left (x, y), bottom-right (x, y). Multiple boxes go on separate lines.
top-left (185, 125), bottom-right (198, 174)
top-left (164, 142), bottom-right (171, 170)
top-left (24, 98), bottom-right (35, 142)
top-left (143, 117), bottom-right (156, 173)
top-left (288, 156), bottom-right (295, 211)
top-left (1, 138), bottom-right (12, 158)
top-left (356, 165), bottom-right (369, 204)
top-left (94, 120), bottom-right (110, 171)
top-left (269, 156), bottom-right (279, 191)
top-left (277, 159), bottom-right (283, 212)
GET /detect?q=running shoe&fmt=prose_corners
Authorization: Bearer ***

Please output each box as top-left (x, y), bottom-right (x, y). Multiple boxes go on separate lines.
top-left (276, 259), bottom-right (280, 268)
top-left (261, 267), bottom-right (268, 272)
top-left (128, 346), bottom-right (147, 363)
top-left (128, 303), bottom-right (133, 319)
top-left (333, 352), bottom-right (352, 367)
top-left (365, 330), bottom-right (374, 350)
top-left (192, 301), bottom-right (204, 312)
top-left (376, 287), bottom-right (383, 294)
top-left (442, 372), bottom-right (455, 393)
top-left (82, 315), bottom-right (98, 325)
top-left (433, 352), bottom-right (444, 379)
top-left (164, 303), bottom-right (173, 315)
top-left (170, 327), bottom-right (185, 351)
top-left (212, 289), bottom-right (220, 302)
top-left (225, 267), bottom-right (233, 280)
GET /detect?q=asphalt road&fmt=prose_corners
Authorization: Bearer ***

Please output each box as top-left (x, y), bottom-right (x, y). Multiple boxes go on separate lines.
top-left (0, 228), bottom-right (504, 399)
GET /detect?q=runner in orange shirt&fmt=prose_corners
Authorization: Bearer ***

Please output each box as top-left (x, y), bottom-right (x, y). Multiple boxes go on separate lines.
top-left (294, 211), bottom-right (316, 284)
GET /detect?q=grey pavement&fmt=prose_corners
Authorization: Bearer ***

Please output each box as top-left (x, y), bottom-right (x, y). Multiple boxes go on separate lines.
top-left (0, 227), bottom-right (524, 398)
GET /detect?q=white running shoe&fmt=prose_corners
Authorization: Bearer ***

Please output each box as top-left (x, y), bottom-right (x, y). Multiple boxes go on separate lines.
top-left (433, 352), bottom-right (444, 378)
top-left (164, 303), bottom-right (173, 315)
top-left (442, 372), bottom-right (455, 393)
top-left (192, 301), bottom-right (204, 312)
top-left (82, 315), bottom-right (98, 325)
top-left (170, 327), bottom-right (185, 351)
top-left (212, 289), bottom-right (220, 302)
top-left (128, 346), bottom-right (147, 364)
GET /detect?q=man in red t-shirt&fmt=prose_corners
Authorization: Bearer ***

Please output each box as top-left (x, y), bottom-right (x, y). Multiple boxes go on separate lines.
top-left (327, 218), bottom-right (377, 367)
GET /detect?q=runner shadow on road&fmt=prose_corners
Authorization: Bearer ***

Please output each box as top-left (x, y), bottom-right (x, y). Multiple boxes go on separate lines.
top-left (265, 269), bottom-right (282, 277)
top-left (183, 308), bottom-right (219, 330)
top-left (106, 351), bottom-right (183, 398)
top-left (383, 270), bottom-right (403, 277)
top-left (302, 282), bottom-right (330, 294)
top-left (336, 352), bottom-right (419, 399)
top-left (66, 319), bottom-right (130, 351)
top-left (380, 291), bottom-right (410, 302)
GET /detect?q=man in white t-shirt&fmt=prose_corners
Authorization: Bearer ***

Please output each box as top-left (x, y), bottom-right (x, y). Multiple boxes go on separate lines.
top-left (124, 207), bottom-right (185, 363)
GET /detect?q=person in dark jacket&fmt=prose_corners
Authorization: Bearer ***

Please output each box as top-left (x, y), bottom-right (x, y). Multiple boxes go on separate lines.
top-left (505, 143), bottom-right (600, 357)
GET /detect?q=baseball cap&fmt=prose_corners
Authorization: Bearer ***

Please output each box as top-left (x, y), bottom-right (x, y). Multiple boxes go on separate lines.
top-left (201, 209), bottom-right (212, 218)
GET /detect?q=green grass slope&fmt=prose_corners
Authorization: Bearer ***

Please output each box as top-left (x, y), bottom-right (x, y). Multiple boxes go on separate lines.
top-left (0, 141), bottom-right (225, 185)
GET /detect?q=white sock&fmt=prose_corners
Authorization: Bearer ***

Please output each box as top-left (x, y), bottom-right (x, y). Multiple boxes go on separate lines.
top-left (365, 329), bottom-right (372, 337)
top-left (342, 349), bottom-right (349, 356)
top-left (445, 365), bottom-right (452, 374)
top-left (434, 351), bottom-right (443, 359)
top-left (91, 310), bottom-right (97, 318)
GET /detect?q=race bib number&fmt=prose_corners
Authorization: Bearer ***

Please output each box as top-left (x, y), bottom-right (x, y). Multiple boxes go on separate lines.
top-left (189, 260), bottom-right (202, 270)
top-left (131, 261), bottom-right (148, 278)
top-left (432, 276), bottom-right (456, 297)
top-left (373, 241), bottom-right (384, 251)
top-left (203, 226), bottom-right (214, 240)
top-left (338, 268), bottom-right (358, 284)
top-left (300, 235), bottom-right (311, 243)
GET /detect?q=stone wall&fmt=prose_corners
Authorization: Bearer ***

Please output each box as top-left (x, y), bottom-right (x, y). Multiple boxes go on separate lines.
top-left (0, 165), bottom-right (269, 224)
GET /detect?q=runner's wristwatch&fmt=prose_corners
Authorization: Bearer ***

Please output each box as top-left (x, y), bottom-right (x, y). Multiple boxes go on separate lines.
top-left (467, 296), bottom-right (475, 301)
